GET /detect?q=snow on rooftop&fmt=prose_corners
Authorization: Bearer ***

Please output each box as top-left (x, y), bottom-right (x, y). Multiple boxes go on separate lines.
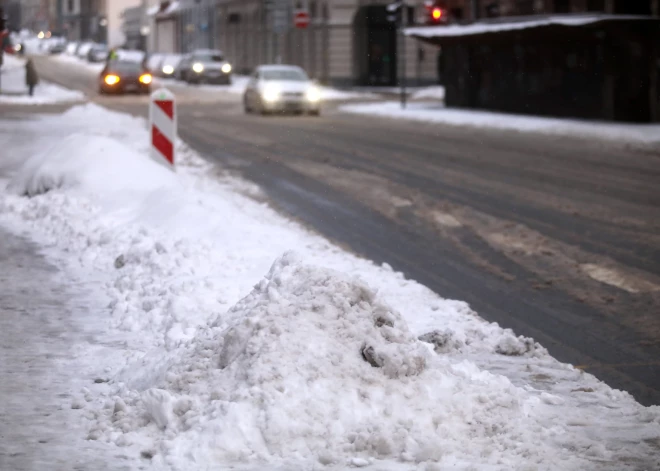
top-left (405, 14), bottom-right (656, 38)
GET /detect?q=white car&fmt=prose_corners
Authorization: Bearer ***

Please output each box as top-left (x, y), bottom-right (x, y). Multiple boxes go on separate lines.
top-left (243, 65), bottom-right (321, 116)
top-left (146, 53), bottom-right (165, 74)
top-left (159, 54), bottom-right (183, 78)
top-left (179, 49), bottom-right (232, 85)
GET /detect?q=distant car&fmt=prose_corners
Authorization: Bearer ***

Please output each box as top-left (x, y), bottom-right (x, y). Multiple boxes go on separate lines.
top-left (115, 49), bottom-right (146, 64)
top-left (76, 42), bottom-right (94, 59)
top-left (146, 53), bottom-right (164, 75)
top-left (48, 40), bottom-right (66, 54)
top-left (158, 53), bottom-right (183, 78)
top-left (179, 49), bottom-right (232, 85)
top-left (243, 65), bottom-right (321, 116)
top-left (65, 41), bottom-right (79, 55)
top-left (88, 44), bottom-right (108, 62)
top-left (176, 54), bottom-right (192, 80)
top-left (99, 60), bottom-right (152, 95)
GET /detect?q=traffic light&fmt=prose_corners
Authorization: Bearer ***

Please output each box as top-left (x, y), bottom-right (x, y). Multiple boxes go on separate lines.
top-left (424, 2), bottom-right (447, 25)
top-left (0, 8), bottom-right (6, 32)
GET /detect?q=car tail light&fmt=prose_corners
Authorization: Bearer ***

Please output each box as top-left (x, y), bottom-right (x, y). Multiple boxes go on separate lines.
top-left (104, 74), bottom-right (120, 85)
top-left (139, 74), bottom-right (153, 84)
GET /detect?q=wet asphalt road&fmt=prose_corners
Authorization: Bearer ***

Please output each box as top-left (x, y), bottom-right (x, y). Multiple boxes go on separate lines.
top-left (24, 56), bottom-right (660, 406)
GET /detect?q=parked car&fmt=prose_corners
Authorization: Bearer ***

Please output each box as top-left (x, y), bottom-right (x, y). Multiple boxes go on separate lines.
top-left (99, 59), bottom-right (152, 95)
top-left (243, 65), bottom-right (321, 116)
top-left (158, 54), bottom-right (183, 78)
top-left (88, 44), bottom-right (108, 62)
top-left (179, 49), bottom-right (232, 85)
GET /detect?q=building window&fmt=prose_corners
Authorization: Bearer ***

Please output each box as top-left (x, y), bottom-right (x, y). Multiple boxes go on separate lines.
top-left (68, 0), bottom-right (74, 12)
top-left (586, 0), bottom-right (605, 11)
top-left (553, 0), bottom-right (570, 13)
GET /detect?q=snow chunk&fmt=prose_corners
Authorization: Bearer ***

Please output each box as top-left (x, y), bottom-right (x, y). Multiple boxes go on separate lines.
top-left (141, 388), bottom-right (174, 429)
top-left (216, 251), bottom-right (430, 379)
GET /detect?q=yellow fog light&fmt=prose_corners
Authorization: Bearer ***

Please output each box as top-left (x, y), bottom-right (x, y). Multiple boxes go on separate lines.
top-left (139, 74), bottom-right (153, 84)
top-left (104, 74), bottom-right (120, 85)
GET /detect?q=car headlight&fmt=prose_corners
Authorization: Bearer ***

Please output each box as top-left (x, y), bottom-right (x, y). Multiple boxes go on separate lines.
top-left (162, 65), bottom-right (174, 75)
top-left (306, 86), bottom-right (321, 103)
top-left (104, 74), bottom-right (120, 85)
top-left (139, 74), bottom-right (152, 84)
top-left (15, 44), bottom-right (22, 51)
top-left (262, 86), bottom-right (280, 103)
top-left (192, 62), bottom-right (204, 73)
top-left (221, 63), bottom-right (232, 74)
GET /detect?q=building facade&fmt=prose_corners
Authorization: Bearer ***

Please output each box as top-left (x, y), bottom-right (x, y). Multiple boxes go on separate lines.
top-left (122, 3), bottom-right (147, 49)
top-left (144, 0), bottom-right (659, 86)
top-left (9, 0), bottom-right (54, 32)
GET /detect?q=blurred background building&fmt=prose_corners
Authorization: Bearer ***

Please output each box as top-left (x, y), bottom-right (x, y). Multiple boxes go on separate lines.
top-left (3, 0), bottom-right (658, 96)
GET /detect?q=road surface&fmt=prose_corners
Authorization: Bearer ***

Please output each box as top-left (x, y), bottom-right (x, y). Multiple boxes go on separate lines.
top-left (26, 56), bottom-right (660, 406)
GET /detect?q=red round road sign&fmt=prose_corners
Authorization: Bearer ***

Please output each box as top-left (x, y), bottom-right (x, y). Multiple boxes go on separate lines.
top-left (294, 11), bottom-right (310, 29)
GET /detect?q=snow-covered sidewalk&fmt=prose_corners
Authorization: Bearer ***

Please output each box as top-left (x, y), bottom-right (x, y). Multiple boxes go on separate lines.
top-left (0, 104), bottom-right (658, 471)
top-left (0, 54), bottom-right (84, 104)
top-left (340, 102), bottom-right (660, 148)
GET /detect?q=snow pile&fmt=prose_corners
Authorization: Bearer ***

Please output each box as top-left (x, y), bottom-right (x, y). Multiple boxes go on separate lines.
top-left (91, 253), bottom-right (592, 470)
top-left (340, 102), bottom-right (660, 147)
top-left (9, 133), bottom-right (179, 199)
top-left (0, 54), bottom-right (85, 104)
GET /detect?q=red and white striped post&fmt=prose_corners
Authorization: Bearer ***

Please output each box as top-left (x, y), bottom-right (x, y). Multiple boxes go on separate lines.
top-left (149, 88), bottom-right (176, 170)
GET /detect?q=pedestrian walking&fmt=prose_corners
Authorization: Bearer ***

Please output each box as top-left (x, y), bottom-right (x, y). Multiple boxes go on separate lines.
top-left (25, 58), bottom-right (39, 97)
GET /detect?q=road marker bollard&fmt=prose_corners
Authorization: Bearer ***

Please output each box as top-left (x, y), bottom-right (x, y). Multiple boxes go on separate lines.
top-left (149, 88), bottom-right (176, 170)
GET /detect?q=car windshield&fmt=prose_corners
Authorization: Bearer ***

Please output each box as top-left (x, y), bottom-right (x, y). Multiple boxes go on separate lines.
top-left (108, 61), bottom-right (143, 74)
top-left (194, 53), bottom-right (224, 63)
top-left (261, 69), bottom-right (308, 81)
